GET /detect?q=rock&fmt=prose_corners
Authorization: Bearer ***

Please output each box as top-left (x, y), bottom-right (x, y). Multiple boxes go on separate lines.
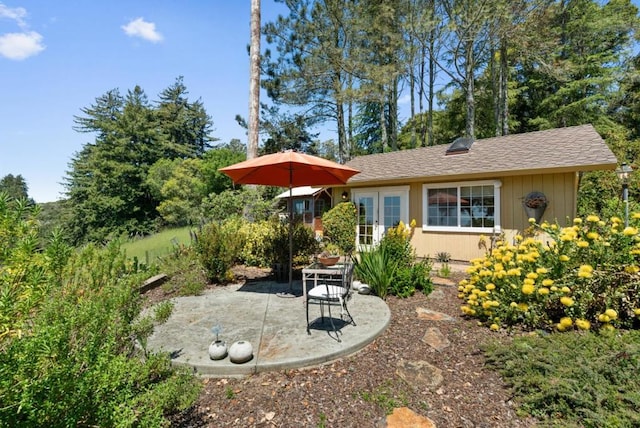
top-left (426, 289), bottom-right (445, 299)
top-left (228, 340), bottom-right (253, 364)
top-left (384, 407), bottom-right (436, 428)
top-left (421, 327), bottom-right (450, 351)
top-left (396, 359), bottom-right (444, 391)
top-left (415, 307), bottom-right (455, 322)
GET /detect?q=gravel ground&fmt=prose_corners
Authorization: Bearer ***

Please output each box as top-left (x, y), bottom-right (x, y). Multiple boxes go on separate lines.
top-left (149, 268), bottom-right (538, 427)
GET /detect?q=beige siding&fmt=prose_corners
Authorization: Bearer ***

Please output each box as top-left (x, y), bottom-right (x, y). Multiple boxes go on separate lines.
top-left (334, 172), bottom-right (579, 262)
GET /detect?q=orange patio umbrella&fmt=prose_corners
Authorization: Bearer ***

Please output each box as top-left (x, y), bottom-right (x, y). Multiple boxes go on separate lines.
top-left (219, 150), bottom-right (360, 296)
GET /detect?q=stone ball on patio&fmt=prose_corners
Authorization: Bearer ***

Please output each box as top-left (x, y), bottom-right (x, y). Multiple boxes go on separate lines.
top-left (229, 340), bottom-right (253, 364)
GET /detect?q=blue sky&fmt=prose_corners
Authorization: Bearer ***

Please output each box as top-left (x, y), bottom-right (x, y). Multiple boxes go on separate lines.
top-left (0, 1), bottom-right (289, 203)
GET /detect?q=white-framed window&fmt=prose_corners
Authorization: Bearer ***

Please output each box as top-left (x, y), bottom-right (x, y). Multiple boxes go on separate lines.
top-left (422, 180), bottom-right (501, 233)
top-left (352, 186), bottom-right (409, 247)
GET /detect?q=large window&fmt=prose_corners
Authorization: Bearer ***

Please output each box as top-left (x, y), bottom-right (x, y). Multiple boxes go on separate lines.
top-left (422, 181), bottom-right (501, 232)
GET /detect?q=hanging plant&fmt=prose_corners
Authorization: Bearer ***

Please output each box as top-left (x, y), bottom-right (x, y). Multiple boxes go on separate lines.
top-left (522, 191), bottom-right (548, 223)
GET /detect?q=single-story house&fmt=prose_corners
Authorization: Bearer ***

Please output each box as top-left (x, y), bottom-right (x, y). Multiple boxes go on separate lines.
top-left (331, 124), bottom-right (618, 261)
top-left (275, 186), bottom-right (333, 236)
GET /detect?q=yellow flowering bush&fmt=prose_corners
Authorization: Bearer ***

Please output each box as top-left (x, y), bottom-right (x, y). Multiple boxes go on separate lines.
top-left (459, 213), bottom-right (640, 332)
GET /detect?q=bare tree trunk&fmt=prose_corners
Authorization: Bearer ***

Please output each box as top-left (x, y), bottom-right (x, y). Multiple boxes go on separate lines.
top-left (380, 96), bottom-right (388, 152)
top-left (248, 0), bottom-right (260, 159)
top-left (500, 39), bottom-right (509, 135)
top-left (465, 40), bottom-right (475, 139)
top-left (389, 77), bottom-right (398, 150)
top-left (337, 102), bottom-right (347, 163)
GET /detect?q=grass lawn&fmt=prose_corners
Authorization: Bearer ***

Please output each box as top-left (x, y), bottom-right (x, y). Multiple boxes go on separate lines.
top-left (121, 226), bottom-right (195, 264)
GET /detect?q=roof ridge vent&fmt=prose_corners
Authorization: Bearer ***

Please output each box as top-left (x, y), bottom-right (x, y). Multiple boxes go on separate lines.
top-left (446, 137), bottom-right (474, 155)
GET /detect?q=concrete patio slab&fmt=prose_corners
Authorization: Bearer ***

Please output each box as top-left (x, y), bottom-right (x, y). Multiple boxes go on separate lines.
top-left (145, 279), bottom-right (390, 377)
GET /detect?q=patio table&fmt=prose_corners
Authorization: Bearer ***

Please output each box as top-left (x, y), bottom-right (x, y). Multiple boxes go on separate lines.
top-left (302, 261), bottom-right (346, 303)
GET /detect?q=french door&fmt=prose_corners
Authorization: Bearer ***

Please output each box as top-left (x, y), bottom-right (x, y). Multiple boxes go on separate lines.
top-left (353, 186), bottom-right (409, 249)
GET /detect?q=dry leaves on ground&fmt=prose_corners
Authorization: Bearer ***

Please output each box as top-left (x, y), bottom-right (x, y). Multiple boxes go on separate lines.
top-left (162, 268), bottom-right (538, 427)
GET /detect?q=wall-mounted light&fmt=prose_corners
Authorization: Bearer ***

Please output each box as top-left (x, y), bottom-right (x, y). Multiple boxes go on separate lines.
top-left (341, 191), bottom-right (349, 201)
top-left (616, 162), bottom-right (633, 227)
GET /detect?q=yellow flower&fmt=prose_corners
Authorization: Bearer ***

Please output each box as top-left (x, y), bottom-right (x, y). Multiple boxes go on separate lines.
top-left (586, 215), bottom-right (600, 223)
top-left (577, 240), bottom-right (589, 248)
top-left (573, 218), bottom-right (582, 225)
top-left (521, 283), bottom-right (535, 295)
top-left (526, 272), bottom-right (538, 280)
top-left (556, 323), bottom-right (566, 332)
top-left (575, 319), bottom-right (591, 330)
top-left (623, 227), bottom-right (638, 236)
top-left (604, 309), bottom-right (618, 320)
top-left (598, 313), bottom-right (610, 323)
top-left (510, 302), bottom-right (518, 308)
top-left (560, 317), bottom-right (573, 328)
top-left (633, 212), bottom-right (640, 219)
top-left (485, 283), bottom-right (496, 291)
top-left (611, 216), bottom-right (622, 224)
top-left (410, 219), bottom-right (417, 228)
top-left (559, 255), bottom-right (570, 262)
top-left (586, 232), bottom-right (599, 240)
top-left (634, 308), bottom-right (640, 316)
top-left (542, 279), bottom-right (554, 286)
top-left (528, 217), bottom-right (536, 224)
top-left (490, 323), bottom-right (500, 331)
top-left (561, 286), bottom-right (571, 293)
top-left (517, 303), bottom-right (529, 312)
top-left (601, 323), bottom-right (615, 332)
top-left (536, 267), bottom-right (548, 275)
top-left (561, 296), bottom-right (574, 307)
top-left (538, 287), bottom-right (550, 295)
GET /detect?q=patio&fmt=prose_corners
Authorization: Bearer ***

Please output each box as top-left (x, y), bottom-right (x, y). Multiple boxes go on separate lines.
top-left (145, 278), bottom-right (390, 377)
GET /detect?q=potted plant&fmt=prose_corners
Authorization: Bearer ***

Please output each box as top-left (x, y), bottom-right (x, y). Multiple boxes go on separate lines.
top-left (317, 242), bottom-right (341, 266)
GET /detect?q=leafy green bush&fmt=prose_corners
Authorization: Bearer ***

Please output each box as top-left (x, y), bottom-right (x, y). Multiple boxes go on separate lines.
top-left (0, 238), bottom-right (201, 426)
top-left (391, 260), bottom-right (434, 298)
top-left (459, 214), bottom-right (640, 332)
top-left (267, 217), bottom-right (318, 266)
top-left (200, 188), bottom-right (275, 223)
top-left (196, 222), bottom-right (243, 283)
top-left (238, 219), bottom-right (275, 267)
top-left (354, 246), bottom-right (398, 299)
top-left (484, 330), bottom-right (640, 426)
top-left (322, 202), bottom-right (357, 255)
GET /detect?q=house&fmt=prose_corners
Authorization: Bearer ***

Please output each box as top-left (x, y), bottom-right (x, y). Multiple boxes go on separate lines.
top-left (275, 186), bottom-right (333, 236)
top-left (333, 124), bottom-right (618, 261)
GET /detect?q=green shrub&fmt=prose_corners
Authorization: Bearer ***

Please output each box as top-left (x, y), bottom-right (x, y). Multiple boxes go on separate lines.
top-left (0, 240), bottom-right (201, 426)
top-left (267, 217), bottom-right (319, 267)
top-left (484, 330), bottom-right (640, 426)
top-left (322, 202), bottom-right (357, 255)
top-left (200, 188), bottom-right (275, 223)
top-left (238, 219), bottom-right (274, 267)
top-left (459, 213), bottom-right (640, 332)
top-left (354, 246), bottom-right (398, 299)
top-left (196, 222), bottom-right (242, 283)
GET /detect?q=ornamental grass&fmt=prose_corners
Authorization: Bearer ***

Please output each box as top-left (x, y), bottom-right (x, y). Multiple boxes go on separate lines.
top-left (459, 213), bottom-right (640, 332)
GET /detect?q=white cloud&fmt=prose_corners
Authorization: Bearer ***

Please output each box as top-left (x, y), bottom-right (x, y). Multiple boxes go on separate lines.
top-left (0, 3), bottom-right (45, 60)
top-left (121, 17), bottom-right (163, 43)
top-left (0, 3), bottom-right (27, 29)
top-left (0, 31), bottom-right (44, 60)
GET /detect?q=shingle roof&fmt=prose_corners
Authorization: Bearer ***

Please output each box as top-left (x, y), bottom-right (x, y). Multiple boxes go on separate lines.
top-left (345, 124), bottom-right (617, 184)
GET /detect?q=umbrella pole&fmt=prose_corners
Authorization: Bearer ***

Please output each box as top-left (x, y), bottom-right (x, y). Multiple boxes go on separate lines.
top-left (277, 169), bottom-right (296, 298)
top-left (288, 183), bottom-right (293, 292)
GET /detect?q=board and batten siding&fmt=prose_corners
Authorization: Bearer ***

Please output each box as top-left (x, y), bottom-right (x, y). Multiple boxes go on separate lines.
top-left (335, 171), bottom-right (579, 262)
top-left (410, 172), bottom-right (578, 261)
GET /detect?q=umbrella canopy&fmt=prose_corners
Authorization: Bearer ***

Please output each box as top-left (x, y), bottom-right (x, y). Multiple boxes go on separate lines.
top-left (219, 150), bottom-right (360, 296)
top-left (219, 150), bottom-right (360, 187)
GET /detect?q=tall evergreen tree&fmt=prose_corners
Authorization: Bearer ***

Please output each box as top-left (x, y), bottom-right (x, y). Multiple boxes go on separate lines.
top-left (0, 174), bottom-right (30, 201)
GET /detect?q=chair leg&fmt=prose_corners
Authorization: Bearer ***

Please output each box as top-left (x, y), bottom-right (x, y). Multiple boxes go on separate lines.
top-left (326, 300), bottom-right (341, 343)
top-left (306, 300), bottom-right (311, 335)
top-left (342, 302), bottom-right (356, 326)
